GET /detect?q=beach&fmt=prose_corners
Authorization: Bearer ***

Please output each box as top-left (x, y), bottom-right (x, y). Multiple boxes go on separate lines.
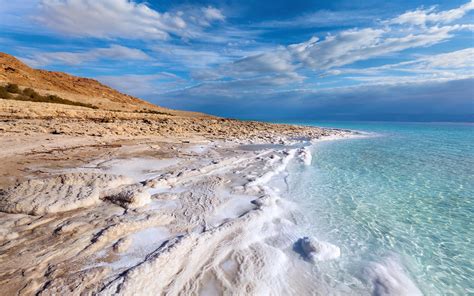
top-left (0, 99), bottom-right (354, 295)
top-left (1, 0), bottom-right (472, 292)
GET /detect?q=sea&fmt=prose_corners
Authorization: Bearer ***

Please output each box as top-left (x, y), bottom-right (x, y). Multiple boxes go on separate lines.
top-left (282, 121), bottom-right (473, 295)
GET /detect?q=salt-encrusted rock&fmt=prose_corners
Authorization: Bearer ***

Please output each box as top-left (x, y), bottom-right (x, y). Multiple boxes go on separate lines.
top-left (0, 172), bottom-right (132, 215)
top-left (113, 237), bottom-right (132, 253)
top-left (251, 198), bottom-right (266, 208)
top-left (297, 147), bottom-right (312, 166)
top-left (105, 185), bottom-right (151, 209)
top-left (54, 220), bottom-right (88, 235)
top-left (0, 228), bottom-right (19, 241)
top-left (251, 195), bottom-right (275, 208)
top-left (365, 257), bottom-right (422, 296)
top-left (298, 236), bottom-right (340, 262)
top-left (145, 175), bottom-right (176, 189)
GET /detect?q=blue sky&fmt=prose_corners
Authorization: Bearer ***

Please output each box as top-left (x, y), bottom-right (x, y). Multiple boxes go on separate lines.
top-left (1, 0), bottom-right (473, 121)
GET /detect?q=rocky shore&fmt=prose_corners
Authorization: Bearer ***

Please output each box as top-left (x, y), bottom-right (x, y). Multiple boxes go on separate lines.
top-left (0, 99), bottom-right (353, 295)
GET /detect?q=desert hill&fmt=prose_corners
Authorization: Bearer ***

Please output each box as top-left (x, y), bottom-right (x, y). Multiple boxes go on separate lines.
top-left (0, 52), bottom-right (202, 116)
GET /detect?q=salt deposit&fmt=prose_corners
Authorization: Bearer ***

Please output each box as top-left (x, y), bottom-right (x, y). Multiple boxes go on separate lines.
top-left (0, 127), bottom-right (357, 295)
top-left (0, 172), bottom-right (132, 215)
top-left (105, 184), bottom-right (152, 209)
top-left (298, 236), bottom-right (341, 262)
top-left (364, 257), bottom-right (422, 296)
top-left (247, 149), bottom-right (296, 187)
top-left (100, 158), bottom-right (180, 182)
top-left (297, 147), bottom-right (312, 165)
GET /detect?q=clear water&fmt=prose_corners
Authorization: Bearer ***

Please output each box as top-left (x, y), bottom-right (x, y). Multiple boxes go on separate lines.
top-left (284, 121), bottom-right (474, 295)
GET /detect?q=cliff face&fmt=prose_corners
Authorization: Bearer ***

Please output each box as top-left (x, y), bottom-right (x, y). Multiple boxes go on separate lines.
top-left (0, 52), bottom-right (171, 112)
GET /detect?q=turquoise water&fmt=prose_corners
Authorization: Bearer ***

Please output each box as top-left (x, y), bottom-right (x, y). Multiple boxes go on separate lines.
top-left (285, 122), bottom-right (474, 295)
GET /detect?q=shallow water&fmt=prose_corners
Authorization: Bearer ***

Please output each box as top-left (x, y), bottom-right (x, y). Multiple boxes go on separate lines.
top-left (284, 122), bottom-right (474, 295)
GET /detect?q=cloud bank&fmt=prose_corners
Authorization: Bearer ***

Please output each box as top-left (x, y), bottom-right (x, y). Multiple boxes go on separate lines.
top-left (1, 0), bottom-right (472, 121)
top-left (36, 0), bottom-right (223, 40)
top-left (20, 45), bottom-right (150, 67)
top-left (155, 78), bottom-right (474, 122)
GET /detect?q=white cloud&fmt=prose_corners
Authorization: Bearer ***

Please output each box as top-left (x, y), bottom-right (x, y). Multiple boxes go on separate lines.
top-left (230, 50), bottom-right (296, 76)
top-left (190, 47), bottom-right (305, 85)
top-left (419, 47), bottom-right (474, 68)
top-left (216, 13), bottom-right (472, 82)
top-left (167, 21), bottom-right (472, 93)
top-left (186, 1), bottom-right (473, 90)
top-left (287, 23), bottom-right (474, 71)
top-left (36, 0), bottom-right (224, 40)
top-left (346, 74), bottom-right (474, 86)
top-left (255, 9), bottom-right (375, 29)
top-left (20, 45), bottom-right (150, 67)
top-left (151, 45), bottom-right (230, 69)
top-left (17, 0), bottom-right (472, 108)
top-left (330, 48), bottom-right (474, 77)
top-left (97, 73), bottom-right (187, 96)
top-left (225, 1), bottom-right (474, 82)
top-left (390, 0), bottom-right (474, 26)
top-left (157, 77), bottom-right (474, 121)
top-left (311, 46), bottom-right (474, 90)
top-left (288, 29), bottom-right (386, 70)
top-left (165, 73), bottom-right (305, 98)
top-left (203, 6), bottom-right (225, 22)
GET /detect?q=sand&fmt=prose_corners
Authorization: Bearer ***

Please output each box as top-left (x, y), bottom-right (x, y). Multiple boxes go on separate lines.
top-left (0, 100), bottom-right (356, 295)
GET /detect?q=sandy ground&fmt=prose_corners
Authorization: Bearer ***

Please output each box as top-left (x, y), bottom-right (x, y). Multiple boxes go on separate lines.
top-left (0, 100), bottom-right (355, 295)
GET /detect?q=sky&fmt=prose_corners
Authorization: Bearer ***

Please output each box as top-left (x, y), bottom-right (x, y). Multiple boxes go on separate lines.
top-left (0, 0), bottom-right (473, 121)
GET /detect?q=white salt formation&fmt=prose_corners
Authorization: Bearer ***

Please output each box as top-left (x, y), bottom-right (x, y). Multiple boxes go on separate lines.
top-left (0, 129), bottom-right (357, 295)
top-left (0, 172), bottom-right (132, 215)
top-left (299, 236), bottom-right (341, 262)
top-left (247, 149), bottom-right (296, 187)
top-left (365, 257), bottom-right (422, 296)
top-left (105, 184), bottom-right (152, 209)
top-left (297, 147), bottom-right (312, 166)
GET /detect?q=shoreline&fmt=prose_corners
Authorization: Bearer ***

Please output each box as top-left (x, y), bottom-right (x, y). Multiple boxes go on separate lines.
top-left (0, 105), bottom-right (356, 295)
top-left (283, 133), bottom-right (423, 295)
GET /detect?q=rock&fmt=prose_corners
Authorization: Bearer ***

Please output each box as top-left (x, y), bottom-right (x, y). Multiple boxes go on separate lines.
top-left (54, 221), bottom-right (87, 235)
top-left (0, 228), bottom-right (19, 241)
top-left (298, 236), bottom-right (340, 263)
top-left (251, 195), bottom-right (275, 208)
top-left (297, 147), bottom-right (312, 166)
top-left (105, 185), bottom-right (151, 209)
top-left (113, 237), bottom-right (132, 253)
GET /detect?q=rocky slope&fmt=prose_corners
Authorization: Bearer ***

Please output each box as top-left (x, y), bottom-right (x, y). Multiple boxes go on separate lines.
top-left (0, 52), bottom-right (198, 115)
